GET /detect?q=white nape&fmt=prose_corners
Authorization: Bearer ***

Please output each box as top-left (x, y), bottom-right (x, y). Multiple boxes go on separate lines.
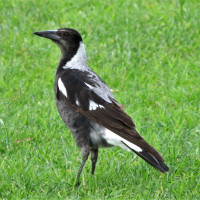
top-left (103, 129), bottom-right (143, 152)
top-left (58, 78), bottom-right (68, 97)
top-left (63, 42), bottom-right (88, 70)
top-left (89, 100), bottom-right (104, 110)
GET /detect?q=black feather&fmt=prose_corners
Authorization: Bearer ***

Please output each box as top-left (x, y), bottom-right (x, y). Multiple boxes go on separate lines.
top-left (122, 141), bottom-right (169, 173)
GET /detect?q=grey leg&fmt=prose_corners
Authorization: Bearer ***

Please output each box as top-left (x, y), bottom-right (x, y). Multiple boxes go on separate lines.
top-left (75, 146), bottom-right (90, 187)
top-left (90, 149), bottom-right (98, 175)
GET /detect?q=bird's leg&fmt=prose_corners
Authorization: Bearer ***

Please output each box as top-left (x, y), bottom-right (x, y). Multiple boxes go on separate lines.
top-left (75, 146), bottom-right (90, 187)
top-left (90, 149), bottom-right (98, 175)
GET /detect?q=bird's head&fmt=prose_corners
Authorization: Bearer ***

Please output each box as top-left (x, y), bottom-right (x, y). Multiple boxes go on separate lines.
top-left (34, 28), bottom-right (83, 56)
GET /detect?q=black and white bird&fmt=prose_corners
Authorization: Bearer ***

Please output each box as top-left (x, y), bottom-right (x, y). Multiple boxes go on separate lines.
top-left (34, 28), bottom-right (169, 185)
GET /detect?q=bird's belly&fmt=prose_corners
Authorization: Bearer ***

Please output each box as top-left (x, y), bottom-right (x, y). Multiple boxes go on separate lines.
top-left (55, 97), bottom-right (92, 147)
top-left (55, 96), bottom-right (111, 148)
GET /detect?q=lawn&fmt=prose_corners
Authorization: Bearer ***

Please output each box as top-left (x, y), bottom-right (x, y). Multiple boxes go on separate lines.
top-left (0, 0), bottom-right (199, 199)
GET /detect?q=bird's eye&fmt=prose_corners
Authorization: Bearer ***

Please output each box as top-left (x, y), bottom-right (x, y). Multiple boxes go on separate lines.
top-left (64, 33), bottom-right (70, 37)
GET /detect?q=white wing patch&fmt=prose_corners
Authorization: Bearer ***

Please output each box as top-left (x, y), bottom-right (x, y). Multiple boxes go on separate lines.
top-left (84, 82), bottom-right (93, 89)
top-left (76, 99), bottom-right (80, 106)
top-left (58, 78), bottom-right (68, 97)
top-left (84, 81), bottom-right (113, 104)
top-left (103, 129), bottom-right (142, 152)
top-left (89, 100), bottom-right (104, 110)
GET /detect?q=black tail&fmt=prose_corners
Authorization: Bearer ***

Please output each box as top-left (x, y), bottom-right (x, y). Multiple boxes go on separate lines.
top-left (122, 141), bottom-right (169, 173)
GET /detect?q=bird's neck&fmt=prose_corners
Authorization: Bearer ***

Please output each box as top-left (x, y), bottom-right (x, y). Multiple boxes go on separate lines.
top-left (56, 42), bottom-right (89, 74)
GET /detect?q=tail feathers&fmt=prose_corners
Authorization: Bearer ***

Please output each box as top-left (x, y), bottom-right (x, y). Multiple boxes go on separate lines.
top-left (135, 150), bottom-right (169, 173)
top-left (122, 141), bottom-right (169, 173)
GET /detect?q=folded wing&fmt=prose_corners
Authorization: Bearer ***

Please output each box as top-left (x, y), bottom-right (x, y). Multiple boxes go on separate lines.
top-left (57, 69), bottom-right (169, 172)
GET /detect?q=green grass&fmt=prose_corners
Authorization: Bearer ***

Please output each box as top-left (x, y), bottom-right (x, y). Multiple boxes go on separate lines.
top-left (0, 0), bottom-right (200, 199)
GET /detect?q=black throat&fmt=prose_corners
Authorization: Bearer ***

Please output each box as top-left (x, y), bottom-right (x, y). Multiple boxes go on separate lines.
top-left (56, 47), bottom-right (78, 75)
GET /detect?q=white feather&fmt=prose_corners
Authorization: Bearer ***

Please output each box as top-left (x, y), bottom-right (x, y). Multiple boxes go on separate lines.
top-left (84, 82), bottom-right (93, 89)
top-left (76, 98), bottom-right (80, 106)
top-left (63, 42), bottom-right (88, 70)
top-left (89, 100), bottom-right (99, 110)
top-left (89, 100), bottom-right (104, 110)
top-left (58, 78), bottom-right (67, 97)
top-left (90, 123), bottom-right (105, 146)
top-left (103, 129), bottom-right (142, 152)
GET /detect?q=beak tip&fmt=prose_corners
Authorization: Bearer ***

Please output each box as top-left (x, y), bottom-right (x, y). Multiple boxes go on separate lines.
top-left (33, 32), bottom-right (39, 35)
top-left (33, 30), bottom-right (58, 40)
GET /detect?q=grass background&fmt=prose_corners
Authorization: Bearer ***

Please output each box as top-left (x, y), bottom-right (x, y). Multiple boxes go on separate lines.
top-left (0, 0), bottom-right (200, 199)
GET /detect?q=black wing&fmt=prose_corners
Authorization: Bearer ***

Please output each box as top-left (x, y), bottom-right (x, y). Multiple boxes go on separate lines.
top-left (57, 69), bottom-right (168, 168)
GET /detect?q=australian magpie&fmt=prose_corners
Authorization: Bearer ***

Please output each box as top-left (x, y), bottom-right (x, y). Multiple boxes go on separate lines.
top-left (34, 28), bottom-right (169, 186)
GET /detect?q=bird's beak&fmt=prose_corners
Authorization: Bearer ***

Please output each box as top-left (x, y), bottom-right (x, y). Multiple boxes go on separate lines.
top-left (34, 30), bottom-right (59, 41)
